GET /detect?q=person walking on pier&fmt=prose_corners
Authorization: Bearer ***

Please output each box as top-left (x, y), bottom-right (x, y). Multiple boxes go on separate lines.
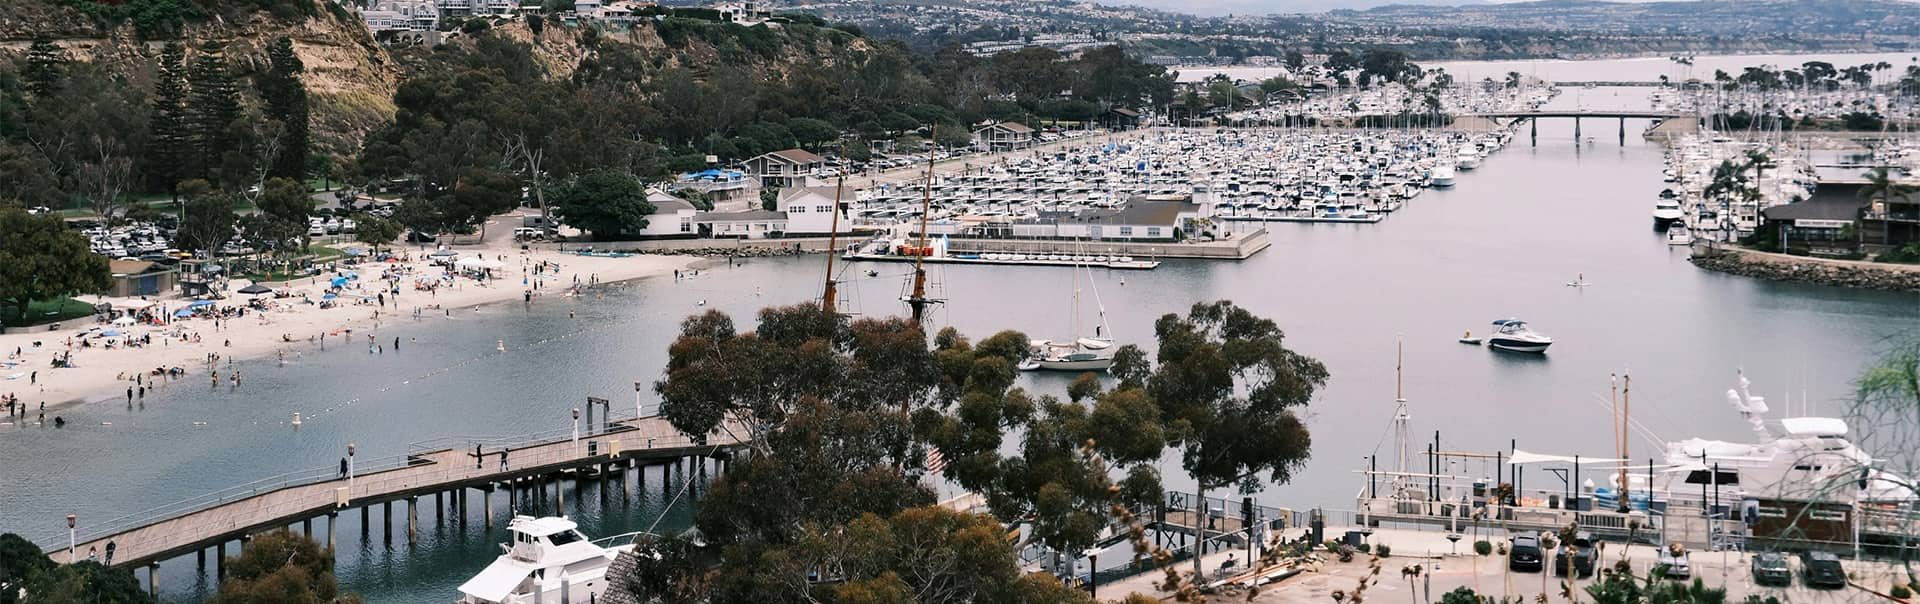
top-left (339, 457), bottom-right (348, 480)
top-left (499, 447), bottom-right (509, 472)
top-left (475, 444), bottom-right (483, 469)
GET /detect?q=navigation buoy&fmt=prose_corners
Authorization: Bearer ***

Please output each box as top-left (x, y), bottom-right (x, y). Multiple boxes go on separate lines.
top-left (291, 412), bottom-right (302, 426)
top-left (496, 339), bottom-right (506, 352)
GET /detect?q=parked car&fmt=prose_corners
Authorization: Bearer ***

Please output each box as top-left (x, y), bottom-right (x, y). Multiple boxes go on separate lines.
top-left (1553, 532), bottom-right (1596, 578)
top-left (406, 230), bottom-right (437, 243)
top-left (1800, 551), bottom-right (1847, 589)
top-left (1508, 535), bottom-right (1544, 572)
top-left (1750, 552), bottom-right (1791, 587)
top-left (1654, 545), bottom-right (1691, 580)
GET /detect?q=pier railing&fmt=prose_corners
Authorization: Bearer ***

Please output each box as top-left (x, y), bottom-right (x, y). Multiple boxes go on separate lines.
top-left (69, 451), bottom-right (424, 547)
top-left (64, 411), bottom-right (695, 549)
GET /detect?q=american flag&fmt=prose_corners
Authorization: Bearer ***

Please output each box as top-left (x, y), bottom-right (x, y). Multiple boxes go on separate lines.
top-left (925, 446), bottom-right (947, 475)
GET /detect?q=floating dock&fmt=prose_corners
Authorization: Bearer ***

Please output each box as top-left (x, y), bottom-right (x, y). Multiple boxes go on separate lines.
top-left (844, 252), bottom-right (1160, 270)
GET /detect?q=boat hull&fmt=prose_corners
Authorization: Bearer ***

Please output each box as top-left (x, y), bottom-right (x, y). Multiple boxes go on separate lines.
top-left (1488, 338), bottom-right (1551, 353)
top-left (1021, 357), bottom-right (1115, 371)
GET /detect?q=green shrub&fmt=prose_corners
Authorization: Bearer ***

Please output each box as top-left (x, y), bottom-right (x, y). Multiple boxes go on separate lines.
top-left (1474, 540), bottom-right (1493, 556)
top-left (1891, 584), bottom-right (1911, 599)
top-left (1375, 544), bottom-right (1391, 558)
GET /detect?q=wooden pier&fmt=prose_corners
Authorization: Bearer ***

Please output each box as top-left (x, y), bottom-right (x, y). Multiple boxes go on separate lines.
top-left (45, 413), bottom-right (742, 586)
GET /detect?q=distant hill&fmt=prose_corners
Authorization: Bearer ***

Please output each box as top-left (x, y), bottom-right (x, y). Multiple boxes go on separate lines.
top-left (1086, 0), bottom-right (1486, 17)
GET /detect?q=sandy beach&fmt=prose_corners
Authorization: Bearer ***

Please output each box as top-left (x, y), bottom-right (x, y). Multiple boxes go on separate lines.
top-left (0, 226), bottom-right (699, 418)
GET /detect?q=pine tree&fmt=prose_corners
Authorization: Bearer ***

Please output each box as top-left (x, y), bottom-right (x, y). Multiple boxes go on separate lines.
top-left (22, 33), bottom-right (66, 99)
top-left (184, 41), bottom-right (240, 186)
top-left (145, 42), bottom-right (190, 196)
top-left (259, 37), bottom-right (309, 181)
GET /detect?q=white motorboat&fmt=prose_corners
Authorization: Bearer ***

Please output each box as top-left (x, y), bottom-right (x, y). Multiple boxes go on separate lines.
top-left (1667, 224), bottom-right (1693, 246)
top-left (1455, 149), bottom-right (1481, 171)
top-left (456, 516), bottom-right (645, 604)
top-left (1652, 200), bottom-right (1684, 228)
top-left (1485, 318), bottom-right (1552, 353)
top-left (1430, 164), bottom-right (1456, 188)
top-left (1020, 262), bottom-right (1115, 371)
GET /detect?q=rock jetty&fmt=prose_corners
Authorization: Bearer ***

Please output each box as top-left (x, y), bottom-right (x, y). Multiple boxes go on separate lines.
top-left (1690, 246), bottom-right (1920, 293)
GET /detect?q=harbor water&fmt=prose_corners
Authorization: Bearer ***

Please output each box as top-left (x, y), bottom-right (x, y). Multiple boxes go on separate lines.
top-left (1, 90), bottom-right (1918, 602)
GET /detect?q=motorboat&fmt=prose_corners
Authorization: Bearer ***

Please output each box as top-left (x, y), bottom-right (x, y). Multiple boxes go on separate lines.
top-left (456, 516), bottom-right (645, 604)
top-left (1486, 318), bottom-right (1552, 353)
top-left (1652, 200), bottom-right (1683, 229)
top-left (1667, 224), bottom-right (1693, 246)
top-left (1455, 148), bottom-right (1481, 171)
top-left (1458, 330), bottom-right (1483, 345)
top-left (1430, 164), bottom-right (1456, 188)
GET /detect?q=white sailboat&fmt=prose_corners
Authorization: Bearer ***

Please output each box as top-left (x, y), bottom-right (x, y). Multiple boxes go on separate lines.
top-left (1020, 260), bottom-right (1115, 371)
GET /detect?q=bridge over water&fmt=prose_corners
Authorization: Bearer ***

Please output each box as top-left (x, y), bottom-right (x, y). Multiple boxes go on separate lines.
top-left (44, 409), bottom-right (744, 597)
top-left (1457, 110), bottom-right (1693, 143)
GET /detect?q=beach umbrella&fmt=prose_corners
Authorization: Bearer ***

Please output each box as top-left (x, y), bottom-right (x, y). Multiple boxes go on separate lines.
top-left (101, 329), bottom-right (121, 337)
top-left (187, 300), bottom-right (216, 308)
top-left (238, 284), bottom-right (272, 295)
top-left (174, 309), bottom-right (194, 318)
top-left (321, 293), bottom-right (337, 301)
top-left (330, 276), bottom-right (348, 287)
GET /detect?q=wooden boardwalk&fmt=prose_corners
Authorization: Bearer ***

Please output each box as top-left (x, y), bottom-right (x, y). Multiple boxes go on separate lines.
top-left (48, 415), bottom-right (740, 569)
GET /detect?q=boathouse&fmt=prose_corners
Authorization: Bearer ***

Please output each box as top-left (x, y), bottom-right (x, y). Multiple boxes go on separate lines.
top-left (1759, 184), bottom-right (1867, 255)
top-left (693, 209), bottom-right (787, 239)
top-left (106, 260), bottom-right (179, 298)
top-left (742, 149), bottom-right (826, 189)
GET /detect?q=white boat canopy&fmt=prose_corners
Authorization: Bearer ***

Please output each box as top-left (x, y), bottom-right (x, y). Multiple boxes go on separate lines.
top-left (1779, 417), bottom-right (1848, 437)
top-left (456, 558), bottom-right (531, 604)
top-left (1506, 450), bottom-right (1628, 466)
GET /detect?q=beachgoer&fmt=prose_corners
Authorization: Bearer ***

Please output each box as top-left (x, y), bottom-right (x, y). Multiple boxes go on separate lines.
top-left (340, 457), bottom-right (348, 479)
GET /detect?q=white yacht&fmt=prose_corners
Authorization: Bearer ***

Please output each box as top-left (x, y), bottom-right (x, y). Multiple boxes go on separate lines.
top-left (1667, 223), bottom-right (1693, 246)
top-left (1652, 200), bottom-right (1684, 228)
top-left (1656, 373), bottom-right (1914, 526)
top-left (1430, 164), bottom-right (1456, 188)
top-left (1455, 148), bottom-right (1481, 171)
top-left (456, 516), bottom-right (643, 604)
top-left (1486, 318), bottom-right (1552, 353)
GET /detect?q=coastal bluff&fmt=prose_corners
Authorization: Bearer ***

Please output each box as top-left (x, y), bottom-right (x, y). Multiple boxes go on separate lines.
top-left (1690, 245), bottom-right (1920, 293)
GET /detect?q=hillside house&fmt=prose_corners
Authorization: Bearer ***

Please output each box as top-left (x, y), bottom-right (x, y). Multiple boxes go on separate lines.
top-left (743, 149), bottom-right (826, 189)
top-left (972, 121), bottom-right (1035, 152)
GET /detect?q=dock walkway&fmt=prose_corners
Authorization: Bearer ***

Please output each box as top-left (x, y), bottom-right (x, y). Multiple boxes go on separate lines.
top-left (48, 413), bottom-right (740, 572)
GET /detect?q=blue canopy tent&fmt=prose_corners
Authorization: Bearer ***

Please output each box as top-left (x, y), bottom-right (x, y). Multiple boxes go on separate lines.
top-left (101, 329), bottom-right (121, 337)
top-left (187, 300), bottom-right (216, 308)
top-left (174, 309), bottom-right (195, 318)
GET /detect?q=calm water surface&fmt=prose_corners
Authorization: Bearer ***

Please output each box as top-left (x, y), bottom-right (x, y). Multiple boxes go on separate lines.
top-left (2, 86), bottom-right (1917, 602)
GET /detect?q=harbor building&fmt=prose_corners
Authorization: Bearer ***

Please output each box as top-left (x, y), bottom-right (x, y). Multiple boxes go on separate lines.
top-left (742, 149), bottom-right (827, 189)
top-left (775, 186), bottom-right (858, 236)
top-left (972, 122), bottom-right (1036, 152)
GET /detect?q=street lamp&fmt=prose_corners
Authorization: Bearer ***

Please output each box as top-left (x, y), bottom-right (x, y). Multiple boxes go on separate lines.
top-left (66, 514), bottom-right (75, 560)
top-left (572, 408), bottom-right (581, 455)
top-left (347, 443), bottom-right (356, 493)
top-left (634, 382), bottom-right (644, 419)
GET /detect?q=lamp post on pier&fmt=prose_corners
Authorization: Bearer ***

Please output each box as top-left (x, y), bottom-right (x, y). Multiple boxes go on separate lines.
top-left (634, 382), bottom-right (644, 419)
top-left (66, 515), bottom-right (76, 561)
top-left (347, 443), bottom-right (356, 494)
top-left (572, 408), bottom-right (581, 456)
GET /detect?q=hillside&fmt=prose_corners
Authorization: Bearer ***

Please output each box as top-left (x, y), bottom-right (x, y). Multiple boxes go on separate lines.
top-left (1, 0), bottom-right (400, 158)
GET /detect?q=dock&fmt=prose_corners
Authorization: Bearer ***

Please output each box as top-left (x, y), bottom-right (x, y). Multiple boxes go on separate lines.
top-left (842, 252), bottom-right (1160, 269)
top-left (45, 411), bottom-right (743, 595)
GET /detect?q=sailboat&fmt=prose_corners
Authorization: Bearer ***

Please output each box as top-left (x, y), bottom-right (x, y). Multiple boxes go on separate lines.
top-left (1019, 259), bottom-right (1115, 371)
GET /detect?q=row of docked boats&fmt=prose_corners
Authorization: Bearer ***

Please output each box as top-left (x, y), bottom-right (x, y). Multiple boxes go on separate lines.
top-left (1652, 133), bottom-right (1818, 243)
top-left (850, 128), bottom-right (1516, 229)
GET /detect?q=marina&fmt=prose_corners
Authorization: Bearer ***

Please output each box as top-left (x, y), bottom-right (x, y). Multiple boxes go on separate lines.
top-left (6, 57), bottom-right (1920, 603)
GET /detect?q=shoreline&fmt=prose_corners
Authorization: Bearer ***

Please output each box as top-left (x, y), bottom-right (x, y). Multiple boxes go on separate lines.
top-left (0, 235), bottom-right (701, 419)
top-left (1689, 244), bottom-right (1920, 293)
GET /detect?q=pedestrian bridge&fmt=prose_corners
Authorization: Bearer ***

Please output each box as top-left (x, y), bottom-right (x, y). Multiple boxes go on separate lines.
top-left (46, 411), bottom-right (742, 589)
top-left (1462, 110), bottom-right (1687, 120)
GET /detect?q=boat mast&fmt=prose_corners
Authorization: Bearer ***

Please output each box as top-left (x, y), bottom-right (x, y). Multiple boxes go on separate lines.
top-left (1620, 371), bottom-right (1631, 506)
top-left (822, 144), bottom-right (847, 313)
top-left (906, 123), bottom-right (938, 324)
top-left (1393, 337), bottom-right (1411, 495)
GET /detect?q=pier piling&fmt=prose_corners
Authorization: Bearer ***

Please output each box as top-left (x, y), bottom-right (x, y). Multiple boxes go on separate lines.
top-left (215, 543), bottom-right (225, 580)
top-left (301, 518), bottom-right (311, 540)
top-left (360, 505), bottom-right (368, 536)
top-left (406, 497), bottom-right (418, 545)
top-left (556, 474), bottom-right (565, 513)
top-left (1574, 117), bottom-right (1581, 140)
top-left (327, 513), bottom-right (337, 549)
top-left (1618, 118), bottom-right (1626, 144)
top-left (196, 548), bottom-right (204, 568)
top-left (147, 562), bottom-right (158, 599)
top-left (484, 485), bottom-right (495, 529)
top-left (382, 502), bottom-right (392, 541)
top-left (434, 491), bottom-right (442, 522)
top-left (1530, 118), bottom-right (1537, 145)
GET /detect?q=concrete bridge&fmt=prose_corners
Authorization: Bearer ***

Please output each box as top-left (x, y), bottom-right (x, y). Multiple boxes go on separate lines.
top-left (1457, 110), bottom-right (1692, 144)
top-left (44, 409), bottom-right (744, 598)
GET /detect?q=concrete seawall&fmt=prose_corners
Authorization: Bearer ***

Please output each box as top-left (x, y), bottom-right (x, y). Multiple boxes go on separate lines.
top-left (1689, 244), bottom-right (1920, 293)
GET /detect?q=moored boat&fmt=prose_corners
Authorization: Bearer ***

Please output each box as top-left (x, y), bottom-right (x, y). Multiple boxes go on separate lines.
top-left (1486, 318), bottom-right (1552, 353)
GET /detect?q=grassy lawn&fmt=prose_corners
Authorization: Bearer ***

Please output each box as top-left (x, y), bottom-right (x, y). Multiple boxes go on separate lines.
top-left (1, 297), bottom-right (98, 328)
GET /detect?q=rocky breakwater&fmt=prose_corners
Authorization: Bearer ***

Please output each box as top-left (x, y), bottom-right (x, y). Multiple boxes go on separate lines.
top-left (1690, 245), bottom-right (1920, 293)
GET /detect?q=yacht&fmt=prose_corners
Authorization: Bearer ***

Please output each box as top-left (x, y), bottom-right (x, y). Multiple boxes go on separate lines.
top-left (1486, 318), bottom-right (1552, 353)
top-left (1656, 373), bottom-right (1914, 528)
top-left (1652, 200), bottom-right (1683, 229)
top-left (1430, 164), bottom-right (1456, 188)
top-left (1667, 223), bottom-right (1693, 246)
top-left (456, 516), bottom-right (643, 604)
top-left (1455, 148), bottom-right (1481, 171)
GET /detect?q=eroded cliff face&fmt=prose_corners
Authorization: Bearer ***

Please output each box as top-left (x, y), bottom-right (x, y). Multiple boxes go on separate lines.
top-left (2, 0), bottom-right (399, 158)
